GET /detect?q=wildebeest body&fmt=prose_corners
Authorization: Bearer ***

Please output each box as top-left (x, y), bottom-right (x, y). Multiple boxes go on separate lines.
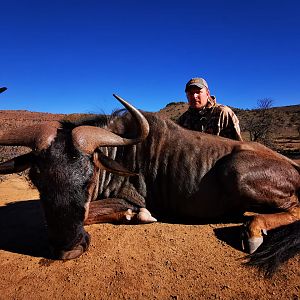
top-left (93, 112), bottom-right (299, 220)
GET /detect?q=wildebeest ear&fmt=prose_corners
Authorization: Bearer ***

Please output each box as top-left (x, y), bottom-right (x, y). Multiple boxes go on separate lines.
top-left (96, 151), bottom-right (137, 177)
top-left (0, 152), bottom-right (34, 174)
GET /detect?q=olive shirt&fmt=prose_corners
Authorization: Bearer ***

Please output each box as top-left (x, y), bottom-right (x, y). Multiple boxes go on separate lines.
top-left (177, 98), bottom-right (243, 141)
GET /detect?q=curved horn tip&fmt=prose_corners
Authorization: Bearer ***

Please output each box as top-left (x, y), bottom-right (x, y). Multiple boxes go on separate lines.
top-left (112, 94), bottom-right (128, 105)
top-left (112, 93), bottom-right (149, 142)
top-left (112, 94), bottom-right (142, 114)
top-left (0, 87), bottom-right (7, 94)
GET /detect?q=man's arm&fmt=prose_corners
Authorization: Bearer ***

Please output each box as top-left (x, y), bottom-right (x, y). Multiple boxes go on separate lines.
top-left (218, 106), bottom-right (243, 141)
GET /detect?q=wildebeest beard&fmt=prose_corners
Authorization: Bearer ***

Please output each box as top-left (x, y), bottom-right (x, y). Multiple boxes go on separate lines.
top-left (29, 124), bottom-right (95, 255)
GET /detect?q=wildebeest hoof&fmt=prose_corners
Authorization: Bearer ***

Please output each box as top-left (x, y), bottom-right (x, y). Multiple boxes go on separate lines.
top-left (241, 224), bottom-right (267, 253)
top-left (247, 236), bottom-right (264, 254)
top-left (137, 208), bottom-right (157, 223)
top-left (124, 209), bottom-right (135, 221)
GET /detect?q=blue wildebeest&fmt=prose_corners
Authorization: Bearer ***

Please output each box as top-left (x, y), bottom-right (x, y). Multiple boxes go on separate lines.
top-left (0, 94), bottom-right (299, 275)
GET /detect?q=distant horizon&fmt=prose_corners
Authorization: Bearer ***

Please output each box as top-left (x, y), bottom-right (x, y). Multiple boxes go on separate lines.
top-left (1, 90), bottom-right (299, 115)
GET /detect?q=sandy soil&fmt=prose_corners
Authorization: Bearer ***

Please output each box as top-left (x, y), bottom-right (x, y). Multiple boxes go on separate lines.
top-left (0, 175), bottom-right (299, 300)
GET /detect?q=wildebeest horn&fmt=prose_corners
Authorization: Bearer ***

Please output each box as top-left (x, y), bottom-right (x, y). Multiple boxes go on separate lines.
top-left (72, 94), bottom-right (150, 154)
top-left (0, 152), bottom-right (35, 174)
top-left (0, 87), bottom-right (7, 94)
top-left (0, 121), bottom-right (61, 151)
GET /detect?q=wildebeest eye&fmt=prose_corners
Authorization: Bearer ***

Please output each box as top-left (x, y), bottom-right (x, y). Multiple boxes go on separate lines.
top-left (34, 165), bottom-right (41, 174)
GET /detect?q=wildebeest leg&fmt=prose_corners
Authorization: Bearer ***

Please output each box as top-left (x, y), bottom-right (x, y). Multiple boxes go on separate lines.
top-left (84, 198), bottom-right (157, 225)
top-left (218, 150), bottom-right (300, 253)
top-left (244, 205), bottom-right (300, 253)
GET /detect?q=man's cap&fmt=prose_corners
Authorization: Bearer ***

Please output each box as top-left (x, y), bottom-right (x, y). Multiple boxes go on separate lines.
top-left (185, 78), bottom-right (208, 92)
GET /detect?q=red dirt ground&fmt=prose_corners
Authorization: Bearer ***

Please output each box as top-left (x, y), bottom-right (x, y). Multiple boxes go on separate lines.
top-left (0, 174), bottom-right (299, 300)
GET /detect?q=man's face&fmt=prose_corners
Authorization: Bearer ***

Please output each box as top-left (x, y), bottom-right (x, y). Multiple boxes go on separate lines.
top-left (186, 86), bottom-right (209, 110)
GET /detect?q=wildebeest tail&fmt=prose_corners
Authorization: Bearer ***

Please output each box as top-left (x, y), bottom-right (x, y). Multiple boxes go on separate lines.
top-left (246, 220), bottom-right (300, 276)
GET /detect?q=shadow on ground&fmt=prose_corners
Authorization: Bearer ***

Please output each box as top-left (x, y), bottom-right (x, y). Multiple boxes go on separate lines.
top-left (213, 225), bottom-right (244, 252)
top-left (0, 198), bottom-right (246, 258)
top-left (0, 199), bottom-right (50, 258)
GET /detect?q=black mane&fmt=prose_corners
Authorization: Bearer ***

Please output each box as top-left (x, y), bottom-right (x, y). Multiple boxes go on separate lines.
top-left (59, 109), bottom-right (129, 129)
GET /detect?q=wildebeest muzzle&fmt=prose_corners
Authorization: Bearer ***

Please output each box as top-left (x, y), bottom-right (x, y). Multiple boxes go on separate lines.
top-left (50, 228), bottom-right (91, 260)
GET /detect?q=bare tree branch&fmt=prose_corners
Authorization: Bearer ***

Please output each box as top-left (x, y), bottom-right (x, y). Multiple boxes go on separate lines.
top-left (243, 98), bottom-right (274, 147)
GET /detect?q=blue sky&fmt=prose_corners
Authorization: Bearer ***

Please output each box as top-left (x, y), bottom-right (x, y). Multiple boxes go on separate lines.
top-left (1, 0), bottom-right (300, 114)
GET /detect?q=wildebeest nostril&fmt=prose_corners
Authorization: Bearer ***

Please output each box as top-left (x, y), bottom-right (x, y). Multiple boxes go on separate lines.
top-left (50, 231), bottom-right (91, 260)
top-left (61, 233), bottom-right (91, 260)
top-left (61, 245), bottom-right (84, 260)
